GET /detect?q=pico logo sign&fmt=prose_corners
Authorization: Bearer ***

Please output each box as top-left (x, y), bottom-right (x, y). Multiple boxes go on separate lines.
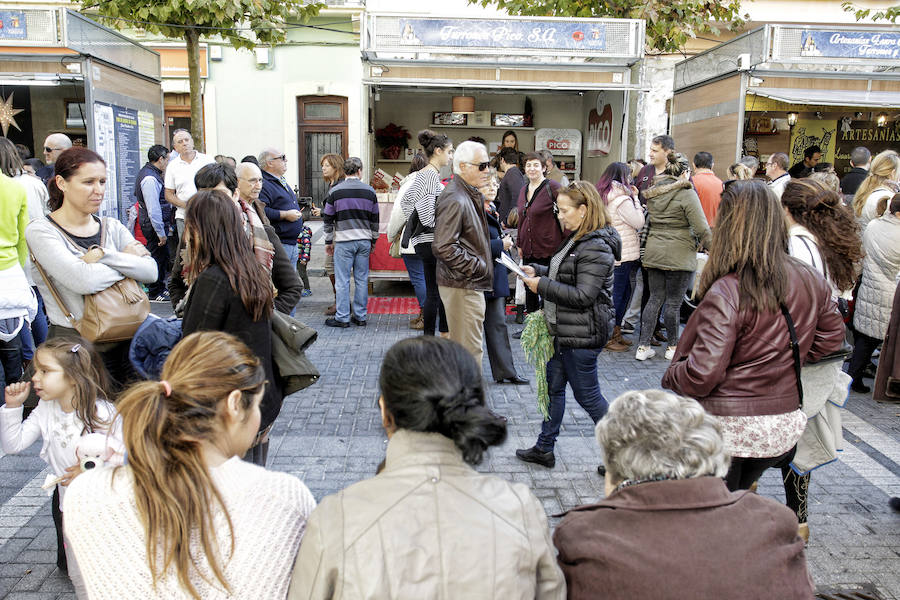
top-left (547, 139), bottom-right (571, 151)
top-left (588, 104), bottom-right (614, 157)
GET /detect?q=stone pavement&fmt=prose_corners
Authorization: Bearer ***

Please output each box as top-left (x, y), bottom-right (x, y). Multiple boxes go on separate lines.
top-left (1, 228), bottom-right (899, 598)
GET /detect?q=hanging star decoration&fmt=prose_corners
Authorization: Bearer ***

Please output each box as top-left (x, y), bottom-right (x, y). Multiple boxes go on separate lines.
top-left (0, 92), bottom-right (24, 137)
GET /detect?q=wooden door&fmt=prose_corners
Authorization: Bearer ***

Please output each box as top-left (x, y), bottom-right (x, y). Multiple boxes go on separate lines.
top-left (297, 96), bottom-right (348, 208)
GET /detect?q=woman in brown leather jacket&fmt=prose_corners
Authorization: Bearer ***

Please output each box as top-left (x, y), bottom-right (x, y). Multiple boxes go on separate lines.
top-left (662, 179), bottom-right (844, 491)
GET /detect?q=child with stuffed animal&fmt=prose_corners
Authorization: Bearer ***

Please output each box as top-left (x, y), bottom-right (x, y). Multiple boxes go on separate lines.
top-left (0, 337), bottom-right (123, 594)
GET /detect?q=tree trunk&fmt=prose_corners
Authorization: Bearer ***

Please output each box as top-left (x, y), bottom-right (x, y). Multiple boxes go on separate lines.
top-left (184, 28), bottom-right (204, 152)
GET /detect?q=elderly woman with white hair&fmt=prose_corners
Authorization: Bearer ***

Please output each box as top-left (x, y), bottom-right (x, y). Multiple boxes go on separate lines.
top-left (553, 389), bottom-right (815, 600)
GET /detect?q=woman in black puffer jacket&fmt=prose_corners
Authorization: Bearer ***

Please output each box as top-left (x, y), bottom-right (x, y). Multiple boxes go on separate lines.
top-left (516, 181), bottom-right (621, 469)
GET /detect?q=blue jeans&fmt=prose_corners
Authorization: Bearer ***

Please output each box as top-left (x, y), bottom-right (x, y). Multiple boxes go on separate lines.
top-left (18, 286), bottom-right (48, 361)
top-left (282, 243), bottom-right (300, 316)
top-left (612, 260), bottom-right (639, 326)
top-left (536, 346), bottom-right (608, 452)
top-left (402, 254), bottom-right (427, 309)
top-left (334, 239), bottom-right (371, 323)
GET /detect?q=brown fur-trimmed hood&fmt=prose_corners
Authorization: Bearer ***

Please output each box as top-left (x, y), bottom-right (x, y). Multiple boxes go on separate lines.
top-left (643, 176), bottom-right (693, 200)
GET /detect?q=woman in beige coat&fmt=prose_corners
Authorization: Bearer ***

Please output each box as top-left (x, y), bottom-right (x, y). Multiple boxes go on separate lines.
top-left (289, 337), bottom-right (565, 600)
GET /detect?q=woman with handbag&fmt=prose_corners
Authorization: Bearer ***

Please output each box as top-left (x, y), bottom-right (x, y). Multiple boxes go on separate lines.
top-left (26, 148), bottom-right (157, 390)
top-left (402, 130), bottom-right (452, 337)
top-left (635, 152), bottom-right (710, 362)
top-left (180, 190), bottom-right (280, 467)
top-left (662, 180), bottom-right (845, 497)
top-left (386, 153), bottom-right (428, 330)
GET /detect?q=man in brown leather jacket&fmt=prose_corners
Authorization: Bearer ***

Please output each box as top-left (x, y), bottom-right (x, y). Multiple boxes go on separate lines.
top-left (433, 140), bottom-right (493, 371)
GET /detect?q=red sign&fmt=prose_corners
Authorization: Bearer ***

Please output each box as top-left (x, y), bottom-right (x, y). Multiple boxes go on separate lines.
top-left (547, 139), bottom-right (571, 151)
top-left (588, 104), bottom-right (613, 157)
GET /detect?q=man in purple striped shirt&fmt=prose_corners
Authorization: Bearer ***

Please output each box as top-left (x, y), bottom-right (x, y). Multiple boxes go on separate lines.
top-left (323, 157), bottom-right (380, 328)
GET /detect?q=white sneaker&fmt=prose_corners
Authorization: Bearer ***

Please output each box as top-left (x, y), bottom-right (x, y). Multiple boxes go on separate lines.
top-left (635, 345), bottom-right (655, 361)
top-left (665, 346), bottom-right (677, 360)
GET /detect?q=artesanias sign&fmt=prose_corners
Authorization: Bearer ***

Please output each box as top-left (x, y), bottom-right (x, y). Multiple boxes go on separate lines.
top-left (834, 120), bottom-right (900, 177)
top-left (588, 104), bottom-right (613, 157)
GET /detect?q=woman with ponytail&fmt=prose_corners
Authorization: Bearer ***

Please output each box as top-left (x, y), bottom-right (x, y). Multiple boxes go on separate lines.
top-left (64, 331), bottom-right (316, 599)
top-left (289, 337), bottom-right (565, 599)
top-left (25, 147), bottom-right (157, 389)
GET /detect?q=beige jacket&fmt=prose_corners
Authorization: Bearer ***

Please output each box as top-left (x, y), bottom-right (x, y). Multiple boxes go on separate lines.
top-left (288, 430), bottom-right (566, 600)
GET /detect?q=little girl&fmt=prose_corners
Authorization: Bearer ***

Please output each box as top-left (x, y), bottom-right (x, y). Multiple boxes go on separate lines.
top-left (1, 337), bottom-right (123, 593)
top-left (297, 224), bottom-right (313, 297)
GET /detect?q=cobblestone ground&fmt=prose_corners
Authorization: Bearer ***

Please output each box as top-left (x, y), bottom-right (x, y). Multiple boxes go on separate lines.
top-left (1, 226), bottom-right (898, 598)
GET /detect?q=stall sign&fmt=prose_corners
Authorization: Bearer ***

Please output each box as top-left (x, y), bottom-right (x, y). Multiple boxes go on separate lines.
top-left (587, 104), bottom-right (614, 157)
top-left (834, 119), bottom-right (900, 176)
top-left (789, 119), bottom-right (836, 169)
top-left (398, 18), bottom-right (606, 51)
top-left (799, 30), bottom-right (900, 59)
top-left (0, 11), bottom-right (27, 40)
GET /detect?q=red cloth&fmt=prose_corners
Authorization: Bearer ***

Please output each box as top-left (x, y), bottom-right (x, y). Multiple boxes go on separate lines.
top-left (368, 234), bottom-right (406, 272)
top-left (692, 171), bottom-right (724, 226)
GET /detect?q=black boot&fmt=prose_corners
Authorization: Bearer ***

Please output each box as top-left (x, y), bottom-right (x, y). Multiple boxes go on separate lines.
top-left (515, 446), bottom-right (555, 468)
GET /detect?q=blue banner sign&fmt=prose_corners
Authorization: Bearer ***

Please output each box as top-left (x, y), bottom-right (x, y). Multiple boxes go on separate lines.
top-left (800, 30), bottom-right (900, 59)
top-left (0, 11), bottom-right (27, 40)
top-left (397, 18), bottom-right (606, 51)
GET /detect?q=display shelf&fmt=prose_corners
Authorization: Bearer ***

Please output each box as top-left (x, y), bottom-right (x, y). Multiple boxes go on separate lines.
top-left (430, 125), bottom-right (535, 131)
top-left (376, 159), bottom-right (412, 163)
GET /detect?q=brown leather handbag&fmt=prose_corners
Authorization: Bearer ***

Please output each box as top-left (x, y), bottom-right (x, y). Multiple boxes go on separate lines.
top-left (33, 218), bottom-right (150, 343)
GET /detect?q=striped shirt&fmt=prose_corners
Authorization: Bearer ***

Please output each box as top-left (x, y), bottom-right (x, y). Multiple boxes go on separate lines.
top-left (323, 177), bottom-right (380, 244)
top-left (401, 168), bottom-right (444, 247)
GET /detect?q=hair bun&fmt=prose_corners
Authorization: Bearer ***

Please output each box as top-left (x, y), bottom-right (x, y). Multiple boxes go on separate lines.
top-left (667, 152), bottom-right (678, 164)
top-left (418, 129), bottom-right (436, 147)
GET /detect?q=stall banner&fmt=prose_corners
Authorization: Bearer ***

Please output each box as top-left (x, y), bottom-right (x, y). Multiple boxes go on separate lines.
top-left (799, 30), bottom-right (900, 60)
top-left (789, 119), bottom-right (836, 169)
top-left (0, 11), bottom-right (27, 40)
top-left (587, 104), bottom-right (613, 157)
top-left (834, 119), bottom-right (900, 177)
top-left (397, 18), bottom-right (606, 51)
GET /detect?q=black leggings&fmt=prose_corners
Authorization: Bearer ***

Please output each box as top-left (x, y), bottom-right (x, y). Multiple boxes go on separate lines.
top-left (782, 467), bottom-right (810, 523)
top-left (848, 330), bottom-right (881, 383)
top-left (725, 446), bottom-right (796, 491)
top-left (640, 268), bottom-right (692, 347)
top-left (414, 243), bottom-right (448, 335)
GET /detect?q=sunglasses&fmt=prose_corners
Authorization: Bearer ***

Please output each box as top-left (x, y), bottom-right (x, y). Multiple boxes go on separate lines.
top-left (464, 161), bottom-right (490, 171)
top-left (44, 146), bottom-right (63, 153)
top-left (275, 155), bottom-right (287, 161)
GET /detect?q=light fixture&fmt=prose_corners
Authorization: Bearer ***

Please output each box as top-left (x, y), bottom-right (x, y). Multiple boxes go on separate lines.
top-left (815, 111), bottom-right (823, 120)
top-left (876, 112), bottom-right (889, 127)
top-left (786, 112), bottom-right (799, 127)
top-left (854, 111), bottom-right (864, 119)
top-left (452, 95), bottom-right (475, 114)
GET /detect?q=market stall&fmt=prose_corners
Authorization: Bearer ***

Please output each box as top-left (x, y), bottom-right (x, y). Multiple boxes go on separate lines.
top-left (360, 12), bottom-right (645, 281)
top-left (672, 24), bottom-right (900, 181)
top-left (0, 7), bottom-right (163, 222)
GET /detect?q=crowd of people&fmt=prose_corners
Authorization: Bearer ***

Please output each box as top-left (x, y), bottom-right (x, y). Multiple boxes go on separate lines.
top-left (0, 123), bottom-right (898, 598)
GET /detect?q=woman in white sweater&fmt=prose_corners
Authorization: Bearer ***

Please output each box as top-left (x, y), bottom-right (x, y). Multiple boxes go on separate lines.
top-left (64, 331), bottom-right (316, 600)
top-left (26, 147), bottom-right (157, 389)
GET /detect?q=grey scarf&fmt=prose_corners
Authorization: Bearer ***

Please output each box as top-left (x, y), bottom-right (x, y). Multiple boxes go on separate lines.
top-left (543, 236), bottom-right (577, 330)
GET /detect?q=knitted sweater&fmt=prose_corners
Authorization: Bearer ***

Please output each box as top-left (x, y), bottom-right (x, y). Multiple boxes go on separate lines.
top-left (64, 457), bottom-right (316, 599)
top-left (322, 177), bottom-right (380, 244)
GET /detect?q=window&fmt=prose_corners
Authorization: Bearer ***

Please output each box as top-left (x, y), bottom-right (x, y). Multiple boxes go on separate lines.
top-left (304, 103), bottom-right (342, 121)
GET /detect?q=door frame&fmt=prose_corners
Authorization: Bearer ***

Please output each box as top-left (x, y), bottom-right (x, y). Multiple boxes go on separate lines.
top-left (296, 95), bottom-right (348, 198)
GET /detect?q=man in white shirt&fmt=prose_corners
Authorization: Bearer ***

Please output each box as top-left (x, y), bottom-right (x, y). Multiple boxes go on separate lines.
top-left (765, 152), bottom-right (791, 199)
top-left (163, 129), bottom-right (214, 238)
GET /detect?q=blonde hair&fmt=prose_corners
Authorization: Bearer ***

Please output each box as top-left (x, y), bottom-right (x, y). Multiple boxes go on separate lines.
top-left (116, 331), bottom-right (265, 599)
top-left (559, 181), bottom-right (610, 240)
top-left (727, 162), bottom-right (753, 180)
top-left (852, 150), bottom-right (900, 217)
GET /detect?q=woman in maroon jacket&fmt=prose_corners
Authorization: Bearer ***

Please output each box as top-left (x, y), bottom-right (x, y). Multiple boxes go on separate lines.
top-left (662, 179), bottom-right (844, 491)
top-left (516, 152), bottom-right (563, 314)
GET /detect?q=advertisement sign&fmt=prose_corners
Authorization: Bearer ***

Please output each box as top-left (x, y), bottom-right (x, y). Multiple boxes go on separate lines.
top-left (834, 119), bottom-right (900, 176)
top-left (799, 30), bottom-right (900, 59)
top-left (0, 11), bottom-right (27, 40)
top-left (398, 18), bottom-right (606, 51)
top-left (587, 104), bottom-right (614, 157)
top-left (113, 106), bottom-right (140, 223)
top-left (789, 119), bottom-right (836, 169)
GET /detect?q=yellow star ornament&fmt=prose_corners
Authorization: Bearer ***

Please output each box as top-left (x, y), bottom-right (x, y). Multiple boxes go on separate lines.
top-left (0, 92), bottom-right (24, 137)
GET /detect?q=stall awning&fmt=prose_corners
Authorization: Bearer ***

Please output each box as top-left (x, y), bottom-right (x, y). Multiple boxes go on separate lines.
top-left (748, 87), bottom-right (900, 108)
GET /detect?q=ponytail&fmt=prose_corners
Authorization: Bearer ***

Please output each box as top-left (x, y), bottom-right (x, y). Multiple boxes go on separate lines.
top-left (379, 337), bottom-right (507, 465)
top-left (116, 331), bottom-right (265, 599)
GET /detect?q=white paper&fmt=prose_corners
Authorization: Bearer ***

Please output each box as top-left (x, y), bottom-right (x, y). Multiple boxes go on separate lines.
top-left (496, 252), bottom-right (528, 278)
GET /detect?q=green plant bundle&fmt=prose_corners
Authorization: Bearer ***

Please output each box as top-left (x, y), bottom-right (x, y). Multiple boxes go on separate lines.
top-left (519, 310), bottom-right (554, 420)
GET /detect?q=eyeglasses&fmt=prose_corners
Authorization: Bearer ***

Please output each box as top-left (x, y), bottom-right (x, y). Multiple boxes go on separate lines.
top-left (44, 146), bottom-right (63, 153)
top-left (274, 155), bottom-right (287, 161)
top-left (239, 177), bottom-right (263, 185)
top-left (463, 161), bottom-right (490, 171)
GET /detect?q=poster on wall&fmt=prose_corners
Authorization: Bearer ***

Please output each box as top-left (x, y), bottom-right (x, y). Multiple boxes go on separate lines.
top-left (138, 111), bottom-right (155, 163)
top-left (789, 119), bottom-right (836, 169)
top-left (833, 118), bottom-right (900, 176)
top-left (113, 106), bottom-right (140, 223)
top-left (587, 104), bottom-right (614, 157)
top-left (93, 103), bottom-right (118, 221)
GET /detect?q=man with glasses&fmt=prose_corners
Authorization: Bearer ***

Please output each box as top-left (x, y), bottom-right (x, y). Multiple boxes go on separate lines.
top-left (433, 141), bottom-right (493, 371)
top-left (35, 133), bottom-right (72, 185)
top-left (164, 129), bottom-right (214, 240)
top-left (259, 148), bottom-right (303, 272)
